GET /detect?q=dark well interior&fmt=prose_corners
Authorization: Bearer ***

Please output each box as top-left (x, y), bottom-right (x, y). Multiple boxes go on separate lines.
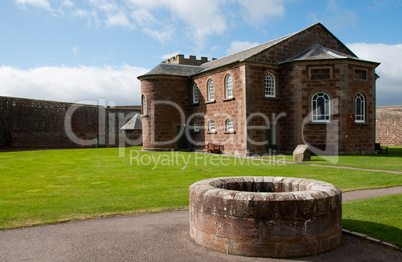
top-left (210, 181), bottom-right (305, 193)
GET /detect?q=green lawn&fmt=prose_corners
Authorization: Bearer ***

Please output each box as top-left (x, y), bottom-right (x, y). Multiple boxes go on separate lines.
top-left (0, 147), bottom-right (401, 247)
top-left (343, 194), bottom-right (402, 247)
top-left (267, 146), bottom-right (402, 171)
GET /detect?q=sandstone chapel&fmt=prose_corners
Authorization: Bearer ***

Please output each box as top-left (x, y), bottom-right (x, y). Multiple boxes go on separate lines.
top-left (138, 23), bottom-right (379, 156)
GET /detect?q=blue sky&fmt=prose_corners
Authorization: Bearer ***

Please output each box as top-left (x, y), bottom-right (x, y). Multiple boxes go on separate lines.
top-left (0, 0), bottom-right (401, 106)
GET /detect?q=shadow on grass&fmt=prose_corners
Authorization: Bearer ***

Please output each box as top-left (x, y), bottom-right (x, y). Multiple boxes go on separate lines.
top-left (342, 219), bottom-right (402, 248)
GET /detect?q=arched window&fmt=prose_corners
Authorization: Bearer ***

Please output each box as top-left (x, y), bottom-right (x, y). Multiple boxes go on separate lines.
top-left (194, 122), bottom-right (199, 132)
top-left (207, 79), bottom-right (214, 101)
top-left (225, 74), bottom-right (233, 98)
top-left (193, 83), bottom-right (199, 104)
top-left (312, 92), bottom-right (330, 122)
top-left (141, 95), bottom-right (147, 115)
top-left (355, 93), bottom-right (365, 122)
top-left (226, 119), bottom-right (234, 132)
top-left (264, 73), bottom-right (275, 97)
top-left (208, 120), bottom-right (215, 132)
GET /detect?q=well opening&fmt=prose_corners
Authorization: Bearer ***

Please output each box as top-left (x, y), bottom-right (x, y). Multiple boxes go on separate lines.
top-left (211, 181), bottom-right (307, 193)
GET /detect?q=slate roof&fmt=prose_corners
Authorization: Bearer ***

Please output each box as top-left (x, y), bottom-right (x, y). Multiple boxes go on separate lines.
top-left (199, 33), bottom-right (297, 72)
top-left (139, 63), bottom-right (204, 78)
top-left (281, 44), bottom-right (380, 65)
top-left (138, 23), bottom-right (376, 79)
top-left (120, 113), bottom-right (142, 131)
top-left (282, 44), bottom-right (355, 62)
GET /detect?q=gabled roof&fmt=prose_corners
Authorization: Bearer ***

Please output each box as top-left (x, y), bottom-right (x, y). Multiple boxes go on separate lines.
top-left (120, 113), bottom-right (142, 131)
top-left (138, 23), bottom-right (365, 79)
top-left (198, 23), bottom-right (358, 73)
top-left (199, 33), bottom-right (295, 72)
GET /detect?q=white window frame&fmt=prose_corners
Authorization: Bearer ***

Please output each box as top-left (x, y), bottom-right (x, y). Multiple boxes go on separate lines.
top-left (225, 74), bottom-right (233, 98)
top-left (142, 94), bottom-right (147, 115)
top-left (208, 120), bottom-right (215, 132)
top-left (264, 73), bottom-right (276, 97)
top-left (312, 92), bottom-right (330, 122)
top-left (355, 93), bottom-right (365, 123)
top-left (207, 79), bottom-right (214, 101)
top-left (193, 83), bottom-right (199, 104)
top-left (226, 119), bottom-right (234, 132)
top-left (194, 122), bottom-right (200, 132)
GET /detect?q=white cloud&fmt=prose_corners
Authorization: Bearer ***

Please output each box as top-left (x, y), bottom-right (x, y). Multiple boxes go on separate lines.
top-left (15, 0), bottom-right (52, 10)
top-left (61, 0), bottom-right (74, 8)
top-left (309, 0), bottom-right (357, 30)
top-left (142, 25), bottom-right (175, 43)
top-left (71, 46), bottom-right (79, 56)
top-left (14, 0), bottom-right (288, 48)
top-left (131, 9), bottom-right (156, 26)
top-left (226, 41), bottom-right (260, 55)
top-left (0, 65), bottom-right (149, 106)
top-left (236, 0), bottom-right (285, 25)
top-left (347, 43), bottom-right (402, 106)
top-left (106, 11), bottom-right (132, 28)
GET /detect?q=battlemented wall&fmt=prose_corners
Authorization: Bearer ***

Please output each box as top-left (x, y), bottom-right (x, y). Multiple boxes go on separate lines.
top-left (376, 106), bottom-right (402, 146)
top-left (0, 96), bottom-right (141, 149)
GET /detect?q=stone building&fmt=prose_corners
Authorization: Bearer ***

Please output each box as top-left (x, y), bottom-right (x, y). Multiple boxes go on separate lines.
top-left (138, 23), bottom-right (380, 156)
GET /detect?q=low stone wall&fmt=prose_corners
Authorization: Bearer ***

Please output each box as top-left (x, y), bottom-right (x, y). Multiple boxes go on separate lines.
top-left (189, 176), bottom-right (342, 258)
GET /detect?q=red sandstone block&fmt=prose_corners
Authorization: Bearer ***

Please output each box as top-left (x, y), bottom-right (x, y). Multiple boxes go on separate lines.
top-left (282, 177), bottom-right (296, 192)
top-left (293, 192), bottom-right (315, 218)
top-left (215, 191), bottom-right (236, 217)
top-left (298, 180), bottom-right (312, 191)
top-left (291, 178), bottom-right (304, 191)
top-left (253, 193), bottom-right (275, 219)
top-left (189, 185), bottom-right (211, 210)
top-left (274, 194), bottom-right (298, 219)
top-left (303, 217), bottom-right (325, 239)
top-left (318, 231), bottom-right (342, 253)
top-left (192, 227), bottom-right (229, 254)
top-left (322, 211), bottom-right (342, 235)
top-left (201, 188), bottom-right (221, 214)
top-left (275, 240), bottom-right (319, 258)
top-left (228, 238), bottom-right (263, 257)
top-left (216, 215), bottom-right (258, 240)
top-left (329, 192), bottom-right (341, 210)
top-left (260, 220), bottom-right (304, 243)
top-left (310, 191), bottom-right (330, 215)
top-left (193, 208), bottom-right (217, 234)
top-left (232, 191), bottom-right (256, 218)
top-left (273, 177), bottom-right (285, 192)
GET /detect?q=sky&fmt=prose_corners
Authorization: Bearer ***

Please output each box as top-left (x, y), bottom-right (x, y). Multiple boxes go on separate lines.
top-left (0, 0), bottom-right (401, 106)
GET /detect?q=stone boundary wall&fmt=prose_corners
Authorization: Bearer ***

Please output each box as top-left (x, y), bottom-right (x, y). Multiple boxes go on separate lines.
top-left (376, 106), bottom-right (402, 146)
top-left (0, 96), bottom-right (141, 148)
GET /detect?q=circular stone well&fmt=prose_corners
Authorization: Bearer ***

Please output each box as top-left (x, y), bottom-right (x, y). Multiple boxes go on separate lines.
top-left (189, 177), bottom-right (342, 258)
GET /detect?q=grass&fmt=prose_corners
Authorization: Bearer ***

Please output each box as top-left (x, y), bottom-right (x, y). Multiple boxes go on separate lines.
top-left (343, 194), bottom-right (402, 247)
top-left (0, 146), bottom-right (401, 247)
top-left (265, 146), bottom-right (402, 171)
